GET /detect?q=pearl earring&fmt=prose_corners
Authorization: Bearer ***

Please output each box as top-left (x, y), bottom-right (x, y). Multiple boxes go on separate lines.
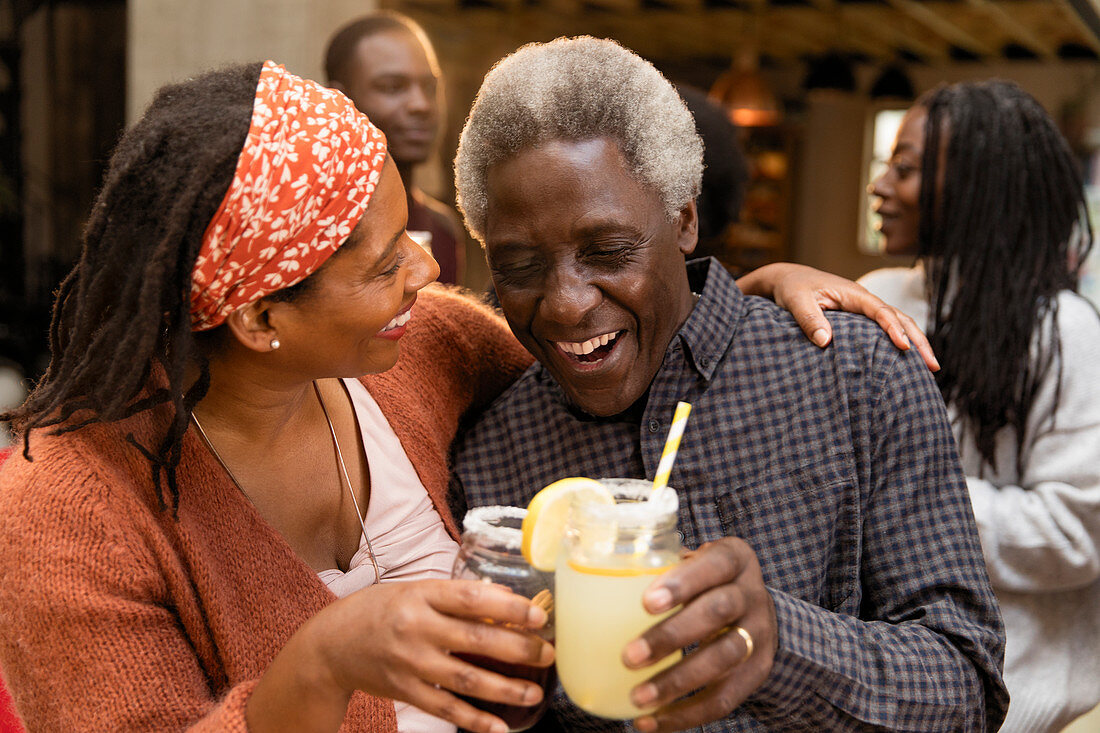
top-left (270, 338), bottom-right (281, 350)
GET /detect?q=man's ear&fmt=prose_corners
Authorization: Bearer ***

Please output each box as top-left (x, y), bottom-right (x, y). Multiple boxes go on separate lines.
top-left (224, 300), bottom-right (280, 353)
top-left (677, 199), bottom-right (699, 257)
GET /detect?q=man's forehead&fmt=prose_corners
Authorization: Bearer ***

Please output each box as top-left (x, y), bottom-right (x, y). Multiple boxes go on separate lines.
top-left (353, 31), bottom-right (436, 77)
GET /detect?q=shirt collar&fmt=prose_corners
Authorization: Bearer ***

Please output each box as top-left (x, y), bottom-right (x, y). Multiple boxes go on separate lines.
top-left (533, 257), bottom-right (744, 414)
top-left (677, 257), bottom-right (744, 381)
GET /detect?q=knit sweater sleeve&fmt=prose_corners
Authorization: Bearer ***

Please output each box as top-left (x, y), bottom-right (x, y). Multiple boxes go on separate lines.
top-left (0, 446), bottom-right (254, 732)
top-left (966, 293), bottom-right (1100, 592)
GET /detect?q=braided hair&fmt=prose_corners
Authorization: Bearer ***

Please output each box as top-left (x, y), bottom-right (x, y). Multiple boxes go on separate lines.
top-left (917, 79), bottom-right (1094, 475)
top-left (1, 61), bottom-right (264, 508)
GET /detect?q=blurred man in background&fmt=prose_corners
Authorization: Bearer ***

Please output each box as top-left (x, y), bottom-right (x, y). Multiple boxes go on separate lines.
top-left (325, 11), bottom-right (466, 285)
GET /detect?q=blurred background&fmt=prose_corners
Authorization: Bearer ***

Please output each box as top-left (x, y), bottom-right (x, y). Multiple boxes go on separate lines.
top-left (1, 4), bottom-right (1100, 729)
top-left (1, 0), bottom-right (1099, 402)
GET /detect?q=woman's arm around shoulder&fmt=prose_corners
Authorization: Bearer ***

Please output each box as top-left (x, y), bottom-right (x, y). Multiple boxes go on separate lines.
top-left (738, 262), bottom-right (939, 370)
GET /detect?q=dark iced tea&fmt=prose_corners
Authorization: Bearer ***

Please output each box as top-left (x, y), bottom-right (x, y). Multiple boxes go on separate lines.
top-left (456, 648), bottom-right (557, 731)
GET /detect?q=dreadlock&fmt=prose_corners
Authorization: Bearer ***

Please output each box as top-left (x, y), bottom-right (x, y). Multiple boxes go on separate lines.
top-left (917, 79), bottom-right (1095, 476)
top-left (1, 61), bottom-right (264, 510)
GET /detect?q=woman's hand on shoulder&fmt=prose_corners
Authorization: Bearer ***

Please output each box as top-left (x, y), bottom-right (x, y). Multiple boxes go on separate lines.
top-left (736, 263), bottom-right (939, 371)
top-left (248, 579), bottom-right (553, 733)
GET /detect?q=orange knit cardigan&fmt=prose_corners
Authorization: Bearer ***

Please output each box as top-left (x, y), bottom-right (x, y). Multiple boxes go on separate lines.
top-left (0, 286), bottom-right (532, 732)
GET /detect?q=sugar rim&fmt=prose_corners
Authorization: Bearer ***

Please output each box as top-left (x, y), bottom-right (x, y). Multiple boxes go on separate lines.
top-left (577, 478), bottom-right (679, 524)
top-left (461, 505), bottom-right (526, 550)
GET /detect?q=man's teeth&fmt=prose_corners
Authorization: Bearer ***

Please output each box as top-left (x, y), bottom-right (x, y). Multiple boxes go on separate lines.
top-left (556, 331), bottom-right (619, 355)
top-left (383, 309), bottom-right (412, 331)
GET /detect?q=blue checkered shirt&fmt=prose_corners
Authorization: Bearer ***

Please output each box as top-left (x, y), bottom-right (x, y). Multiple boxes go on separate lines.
top-left (452, 259), bottom-right (1008, 732)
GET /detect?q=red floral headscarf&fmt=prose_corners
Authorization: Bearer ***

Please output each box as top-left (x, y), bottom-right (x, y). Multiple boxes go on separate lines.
top-left (189, 60), bottom-right (388, 331)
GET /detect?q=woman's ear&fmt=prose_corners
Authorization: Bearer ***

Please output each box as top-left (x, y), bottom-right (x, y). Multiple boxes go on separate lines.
top-left (677, 200), bottom-right (699, 257)
top-left (224, 301), bottom-right (281, 353)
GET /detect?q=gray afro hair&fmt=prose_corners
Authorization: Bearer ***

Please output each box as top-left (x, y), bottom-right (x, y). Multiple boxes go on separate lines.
top-left (455, 36), bottom-right (704, 243)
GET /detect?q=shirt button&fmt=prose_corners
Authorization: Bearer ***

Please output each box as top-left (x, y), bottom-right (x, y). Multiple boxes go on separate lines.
top-left (648, 418), bottom-right (661, 433)
top-left (699, 355), bottom-right (710, 368)
top-left (677, 530), bottom-right (686, 543)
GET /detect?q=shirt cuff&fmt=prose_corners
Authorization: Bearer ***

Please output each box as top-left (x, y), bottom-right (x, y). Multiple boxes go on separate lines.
top-left (743, 590), bottom-right (835, 724)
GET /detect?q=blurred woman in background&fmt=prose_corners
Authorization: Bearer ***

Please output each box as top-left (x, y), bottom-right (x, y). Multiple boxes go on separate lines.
top-left (863, 78), bottom-right (1100, 733)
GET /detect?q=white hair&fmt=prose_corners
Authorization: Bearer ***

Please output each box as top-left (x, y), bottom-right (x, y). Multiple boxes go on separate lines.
top-left (454, 36), bottom-right (704, 243)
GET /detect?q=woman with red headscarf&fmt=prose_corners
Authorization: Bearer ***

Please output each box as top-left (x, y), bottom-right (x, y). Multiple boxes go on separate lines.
top-left (0, 61), bottom-right (927, 733)
top-left (0, 61), bottom-right (552, 733)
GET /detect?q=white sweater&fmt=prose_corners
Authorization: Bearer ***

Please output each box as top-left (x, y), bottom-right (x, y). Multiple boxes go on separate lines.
top-left (860, 266), bottom-right (1100, 733)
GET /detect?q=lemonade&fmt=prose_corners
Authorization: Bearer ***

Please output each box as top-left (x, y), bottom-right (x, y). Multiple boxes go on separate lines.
top-left (556, 558), bottom-right (681, 719)
top-left (552, 478), bottom-right (682, 719)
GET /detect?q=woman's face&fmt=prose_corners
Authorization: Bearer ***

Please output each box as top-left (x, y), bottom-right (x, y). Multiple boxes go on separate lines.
top-left (270, 156), bottom-right (440, 378)
top-left (870, 106), bottom-right (926, 256)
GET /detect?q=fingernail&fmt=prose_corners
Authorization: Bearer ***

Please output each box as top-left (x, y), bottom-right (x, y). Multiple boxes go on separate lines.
top-left (901, 333), bottom-right (911, 347)
top-left (490, 721), bottom-right (508, 733)
top-left (523, 684), bottom-right (543, 705)
top-left (811, 328), bottom-right (829, 347)
top-left (526, 605), bottom-right (546, 627)
top-left (644, 586), bottom-right (673, 612)
top-left (623, 638), bottom-right (651, 666)
top-left (931, 356), bottom-right (941, 371)
top-left (634, 715), bottom-right (657, 733)
top-left (632, 683), bottom-right (658, 707)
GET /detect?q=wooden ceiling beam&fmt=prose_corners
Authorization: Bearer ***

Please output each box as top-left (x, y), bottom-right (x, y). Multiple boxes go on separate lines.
top-left (781, 0), bottom-right (948, 62)
top-left (839, 6), bottom-right (950, 62)
top-left (880, 0), bottom-right (998, 57)
top-left (774, 6), bottom-right (901, 61)
top-left (1053, 0), bottom-right (1100, 51)
top-left (964, 0), bottom-right (1057, 58)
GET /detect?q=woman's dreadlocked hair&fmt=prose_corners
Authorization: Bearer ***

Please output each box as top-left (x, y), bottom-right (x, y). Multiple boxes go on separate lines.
top-left (1, 61), bottom-right (264, 509)
top-left (917, 79), bottom-right (1094, 476)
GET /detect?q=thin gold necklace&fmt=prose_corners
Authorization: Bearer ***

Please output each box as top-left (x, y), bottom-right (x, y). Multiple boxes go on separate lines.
top-left (191, 380), bottom-right (381, 584)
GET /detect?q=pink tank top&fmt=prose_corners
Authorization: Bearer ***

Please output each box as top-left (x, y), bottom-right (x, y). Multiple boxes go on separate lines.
top-left (318, 378), bottom-right (459, 733)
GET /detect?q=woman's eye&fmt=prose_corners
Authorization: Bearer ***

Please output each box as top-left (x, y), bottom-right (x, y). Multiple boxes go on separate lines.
top-left (379, 254), bottom-right (403, 278)
top-left (891, 160), bottom-right (918, 178)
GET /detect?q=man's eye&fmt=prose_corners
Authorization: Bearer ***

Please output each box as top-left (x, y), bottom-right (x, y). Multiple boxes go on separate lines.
top-left (585, 246), bottom-right (635, 266)
top-left (375, 80), bottom-right (407, 94)
top-left (492, 262), bottom-right (541, 284)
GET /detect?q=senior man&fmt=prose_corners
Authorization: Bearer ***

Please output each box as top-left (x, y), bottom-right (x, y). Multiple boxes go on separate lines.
top-left (451, 37), bottom-right (1008, 732)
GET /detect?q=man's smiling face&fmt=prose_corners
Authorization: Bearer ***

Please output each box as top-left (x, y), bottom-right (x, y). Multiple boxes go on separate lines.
top-left (484, 137), bottom-right (698, 417)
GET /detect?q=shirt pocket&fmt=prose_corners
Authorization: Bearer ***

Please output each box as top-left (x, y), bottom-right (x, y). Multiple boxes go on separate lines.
top-left (714, 460), bottom-right (860, 612)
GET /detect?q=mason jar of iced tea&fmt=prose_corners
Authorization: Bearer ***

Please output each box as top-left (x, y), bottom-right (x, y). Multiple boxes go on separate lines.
top-left (451, 506), bottom-right (556, 731)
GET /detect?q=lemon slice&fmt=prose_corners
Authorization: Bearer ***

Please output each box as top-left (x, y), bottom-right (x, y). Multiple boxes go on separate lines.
top-left (522, 477), bottom-right (614, 571)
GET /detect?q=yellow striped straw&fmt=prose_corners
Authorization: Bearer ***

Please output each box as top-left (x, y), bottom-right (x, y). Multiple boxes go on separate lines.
top-left (652, 401), bottom-right (692, 494)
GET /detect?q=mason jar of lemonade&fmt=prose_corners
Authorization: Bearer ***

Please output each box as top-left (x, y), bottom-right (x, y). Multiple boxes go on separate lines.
top-left (555, 478), bottom-right (682, 719)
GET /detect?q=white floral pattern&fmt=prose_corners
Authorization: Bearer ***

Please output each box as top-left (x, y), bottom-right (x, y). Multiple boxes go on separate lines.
top-left (189, 60), bottom-right (388, 331)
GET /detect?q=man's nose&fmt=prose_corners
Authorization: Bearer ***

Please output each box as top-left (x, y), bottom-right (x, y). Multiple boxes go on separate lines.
top-left (407, 83), bottom-right (434, 114)
top-left (538, 266), bottom-right (600, 326)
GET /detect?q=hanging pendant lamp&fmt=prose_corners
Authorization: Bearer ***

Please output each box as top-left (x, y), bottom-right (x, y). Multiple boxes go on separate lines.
top-left (709, 49), bottom-right (782, 128)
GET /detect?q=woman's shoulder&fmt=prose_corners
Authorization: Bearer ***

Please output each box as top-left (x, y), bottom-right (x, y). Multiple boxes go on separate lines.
top-left (1052, 290), bottom-right (1100, 336)
top-left (0, 421), bottom-right (161, 532)
top-left (408, 284), bottom-right (530, 365)
top-left (857, 265), bottom-right (923, 296)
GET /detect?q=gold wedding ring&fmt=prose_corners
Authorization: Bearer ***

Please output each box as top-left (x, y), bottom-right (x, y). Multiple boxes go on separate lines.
top-left (732, 625), bottom-right (754, 663)
top-left (712, 624), bottom-right (754, 663)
